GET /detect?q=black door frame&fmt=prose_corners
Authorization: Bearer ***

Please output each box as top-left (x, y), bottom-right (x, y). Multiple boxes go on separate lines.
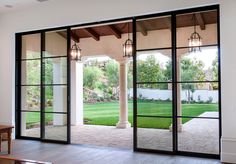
top-left (132, 5), bottom-right (221, 159)
top-left (15, 4), bottom-right (221, 158)
top-left (15, 28), bottom-right (71, 144)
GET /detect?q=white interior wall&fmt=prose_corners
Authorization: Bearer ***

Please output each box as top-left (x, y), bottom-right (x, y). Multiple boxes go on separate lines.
top-left (220, 1), bottom-right (236, 163)
top-left (1, 0), bottom-right (236, 163)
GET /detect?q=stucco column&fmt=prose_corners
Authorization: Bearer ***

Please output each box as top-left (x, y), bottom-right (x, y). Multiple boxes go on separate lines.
top-left (53, 59), bottom-right (67, 125)
top-left (116, 60), bottom-right (131, 128)
top-left (169, 58), bottom-right (183, 132)
top-left (71, 61), bottom-right (84, 125)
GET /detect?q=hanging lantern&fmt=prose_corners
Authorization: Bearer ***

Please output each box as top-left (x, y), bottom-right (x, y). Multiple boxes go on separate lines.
top-left (70, 42), bottom-right (82, 62)
top-left (188, 14), bottom-right (202, 52)
top-left (123, 22), bottom-right (133, 58)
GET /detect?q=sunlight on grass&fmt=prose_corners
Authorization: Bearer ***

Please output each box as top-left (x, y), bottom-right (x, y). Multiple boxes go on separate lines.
top-left (26, 101), bottom-right (218, 129)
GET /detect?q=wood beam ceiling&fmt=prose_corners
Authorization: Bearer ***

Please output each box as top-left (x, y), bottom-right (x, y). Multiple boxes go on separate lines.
top-left (137, 22), bottom-right (147, 36)
top-left (71, 31), bottom-right (80, 43)
top-left (83, 28), bottom-right (100, 41)
top-left (163, 17), bottom-right (171, 30)
top-left (195, 13), bottom-right (206, 30)
top-left (57, 31), bottom-right (80, 43)
top-left (108, 25), bottom-right (121, 39)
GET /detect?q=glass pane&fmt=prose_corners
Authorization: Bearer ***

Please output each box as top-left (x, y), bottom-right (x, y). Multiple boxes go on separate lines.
top-left (21, 34), bottom-right (41, 59)
top-left (137, 15), bottom-right (171, 50)
top-left (21, 60), bottom-right (40, 85)
top-left (44, 86), bottom-right (67, 113)
top-left (178, 118), bottom-right (219, 154)
top-left (137, 117), bottom-right (172, 151)
top-left (178, 82), bottom-right (219, 117)
top-left (137, 49), bottom-right (172, 82)
top-left (44, 30), bottom-right (67, 57)
top-left (21, 112), bottom-right (40, 138)
top-left (137, 84), bottom-right (172, 117)
top-left (43, 57), bottom-right (67, 84)
top-left (21, 86), bottom-right (40, 111)
top-left (176, 10), bottom-right (217, 48)
top-left (177, 47), bottom-right (218, 82)
top-left (44, 113), bottom-right (67, 141)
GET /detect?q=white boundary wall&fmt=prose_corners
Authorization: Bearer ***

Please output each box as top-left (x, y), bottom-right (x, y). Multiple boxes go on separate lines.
top-left (129, 88), bottom-right (218, 103)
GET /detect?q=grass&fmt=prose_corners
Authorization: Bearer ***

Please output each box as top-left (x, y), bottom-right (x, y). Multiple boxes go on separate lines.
top-left (84, 100), bottom-right (218, 129)
top-left (25, 100), bottom-right (218, 129)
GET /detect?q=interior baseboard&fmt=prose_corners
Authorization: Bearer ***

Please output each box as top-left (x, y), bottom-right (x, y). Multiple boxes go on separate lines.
top-left (221, 137), bottom-right (236, 163)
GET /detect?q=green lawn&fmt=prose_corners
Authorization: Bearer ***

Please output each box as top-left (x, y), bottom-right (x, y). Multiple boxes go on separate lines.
top-left (84, 100), bottom-right (218, 129)
top-left (26, 100), bottom-right (218, 129)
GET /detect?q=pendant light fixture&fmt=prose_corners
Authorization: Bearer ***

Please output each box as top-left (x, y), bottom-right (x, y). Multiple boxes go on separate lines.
top-left (188, 14), bottom-right (202, 52)
top-left (123, 22), bottom-right (133, 58)
top-left (70, 42), bottom-right (82, 62)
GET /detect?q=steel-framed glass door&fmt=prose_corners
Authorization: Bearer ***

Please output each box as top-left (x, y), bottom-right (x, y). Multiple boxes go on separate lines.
top-left (133, 6), bottom-right (220, 158)
top-left (16, 28), bottom-right (71, 143)
top-left (133, 14), bottom-right (174, 153)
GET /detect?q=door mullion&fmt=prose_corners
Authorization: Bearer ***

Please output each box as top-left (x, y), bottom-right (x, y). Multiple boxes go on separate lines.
top-left (40, 32), bottom-right (45, 140)
top-left (67, 28), bottom-right (71, 144)
top-left (132, 18), bottom-right (137, 151)
top-left (171, 13), bottom-right (178, 153)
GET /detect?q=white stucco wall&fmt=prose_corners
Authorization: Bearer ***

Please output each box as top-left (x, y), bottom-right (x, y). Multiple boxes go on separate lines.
top-left (0, 0), bottom-right (236, 162)
top-left (129, 88), bottom-right (219, 103)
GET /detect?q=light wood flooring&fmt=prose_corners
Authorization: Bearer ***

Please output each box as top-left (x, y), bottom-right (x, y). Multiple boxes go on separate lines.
top-left (0, 140), bottom-right (221, 164)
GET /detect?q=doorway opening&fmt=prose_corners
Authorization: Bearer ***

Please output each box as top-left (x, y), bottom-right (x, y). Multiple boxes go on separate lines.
top-left (70, 21), bottom-right (134, 149)
top-left (15, 5), bottom-right (220, 158)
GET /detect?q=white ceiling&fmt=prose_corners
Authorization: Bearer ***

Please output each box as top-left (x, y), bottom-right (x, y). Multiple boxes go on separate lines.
top-left (0, 0), bottom-right (51, 13)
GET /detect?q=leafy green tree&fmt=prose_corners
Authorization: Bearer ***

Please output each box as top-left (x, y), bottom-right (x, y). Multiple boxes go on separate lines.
top-left (164, 58), bottom-right (205, 103)
top-left (163, 60), bottom-right (172, 81)
top-left (212, 55), bottom-right (219, 89)
top-left (83, 66), bottom-right (103, 90)
top-left (181, 58), bottom-right (205, 103)
top-left (104, 60), bottom-right (119, 88)
top-left (137, 55), bottom-right (165, 88)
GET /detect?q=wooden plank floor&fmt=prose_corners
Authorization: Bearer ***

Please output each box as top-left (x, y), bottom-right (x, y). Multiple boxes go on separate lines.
top-left (0, 140), bottom-right (220, 164)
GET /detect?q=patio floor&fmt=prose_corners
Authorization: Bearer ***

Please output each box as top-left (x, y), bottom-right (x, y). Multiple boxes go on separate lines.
top-left (26, 112), bottom-right (219, 154)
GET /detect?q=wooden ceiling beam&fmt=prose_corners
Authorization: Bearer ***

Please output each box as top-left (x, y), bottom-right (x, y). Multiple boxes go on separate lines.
top-left (83, 28), bottom-right (100, 41)
top-left (57, 31), bottom-right (67, 39)
top-left (163, 17), bottom-right (171, 30)
top-left (137, 22), bottom-right (147, 36)
top-left (195, 13), bottom-right (206, 30)
top-left (71, 31), bottom-right (80, 43)
top-left (108, 25), bottom-right (121, 39)
top-left (57, 31), bottom-right (80, 43)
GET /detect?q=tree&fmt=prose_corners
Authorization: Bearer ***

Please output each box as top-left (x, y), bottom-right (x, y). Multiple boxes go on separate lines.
top-left (181, 58), bottom-right (205, 103)
top-left (137, 55), bottom-right (165, 88)
top-left (104, 60), bottom-right (119, 88)
top-left (164, 57), bottom-right (205, 103)
top-left (83, 66), bottom-right (103, 90)
top-left (163, 60), bottom-right (172, 81)
top-left (212, 55), bottom-right (219, 89)
top-left (104, 60), bottom-right (119, 99)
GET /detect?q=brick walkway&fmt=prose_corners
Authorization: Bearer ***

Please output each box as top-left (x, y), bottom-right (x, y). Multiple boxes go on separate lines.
top-left (26, 112), bottom-right (219, 154)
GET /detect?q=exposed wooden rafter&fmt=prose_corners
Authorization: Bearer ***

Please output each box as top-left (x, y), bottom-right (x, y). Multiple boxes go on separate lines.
top-left (57, 31), bottom-right (80, 43)
top-left (71, 31), bottom-right (80, 43)
top-left (163, 17), bottom-right (171, 30)
top-left (137, 22), bottom-right (147, 36)
top-left (83, 28), bottom-right (100, 41)
top-left (57, 31), bottom-right (67, 39)
top-left (195, 13), bottom-right (206, 30)
top-left (108, 25), bottom-right (121, 39)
